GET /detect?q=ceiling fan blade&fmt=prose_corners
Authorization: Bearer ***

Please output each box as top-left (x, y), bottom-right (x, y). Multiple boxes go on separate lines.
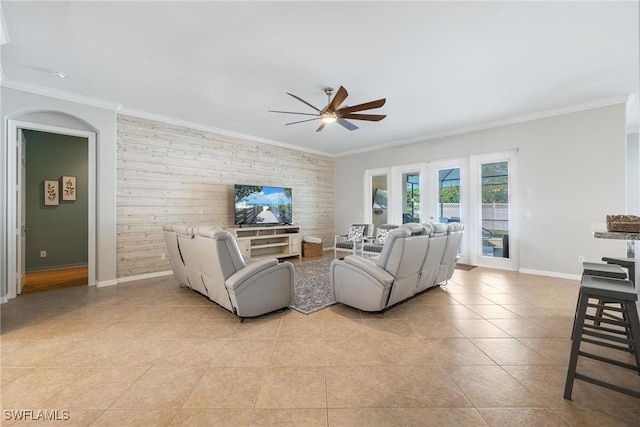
top-left (339, 113), bottom-right (386, 122)
top-left (285, 117), bottom-right (321, 125)
top-left (316, 122), bottom-right (328, 132)
top-left (326, 86), bottom-right (348, 113)
top-left (337, 98), bottom-right (386, 115)
top-left (287, 92), bottom-right (321, 112)
top-left (268, 110), bottom-right (319, 117)
top-left (337, 118), bottom-right (359, 131)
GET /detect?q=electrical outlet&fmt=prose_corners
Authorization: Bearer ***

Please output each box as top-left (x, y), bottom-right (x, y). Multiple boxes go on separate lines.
top-left (40, 250), bottom-right (47, 258)
top-left (160, 253), bottom-right (166, 260)
top-left (578, 256), bottom-right (584, 263)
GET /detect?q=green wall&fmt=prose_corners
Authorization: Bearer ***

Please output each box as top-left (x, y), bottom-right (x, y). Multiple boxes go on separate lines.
top-left (24, 130), bottom-right (88, 271)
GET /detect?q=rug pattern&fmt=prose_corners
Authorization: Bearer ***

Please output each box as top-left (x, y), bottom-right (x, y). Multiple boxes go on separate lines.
top-left (291, 258), bottom-right (336, 315)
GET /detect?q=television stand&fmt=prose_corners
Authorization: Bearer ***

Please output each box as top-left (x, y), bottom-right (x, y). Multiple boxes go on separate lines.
top-left (226, 225), bottom-right (301, 261)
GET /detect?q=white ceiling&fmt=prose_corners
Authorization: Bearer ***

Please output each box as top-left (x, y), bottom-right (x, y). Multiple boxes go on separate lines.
top-left (1, 1), bottom-right (638, 156)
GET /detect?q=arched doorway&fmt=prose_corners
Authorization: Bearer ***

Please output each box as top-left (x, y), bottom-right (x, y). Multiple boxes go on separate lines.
top-left (6, 114), bottom-right (96, 299)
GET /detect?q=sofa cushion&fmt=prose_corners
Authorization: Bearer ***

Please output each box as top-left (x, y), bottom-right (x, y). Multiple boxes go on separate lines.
top-left (347, 225), bottom-right (365, 240)
top-left (375, 228), bottom-right (390, 245)
top-left (404, 223), bottom-right (426, 235)
top-left (430, 222), bottom-right (449, 236)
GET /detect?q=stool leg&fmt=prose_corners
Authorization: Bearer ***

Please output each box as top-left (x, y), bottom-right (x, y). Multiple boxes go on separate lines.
top-left (623, 302), bottom-right (640, 372)
top-left (594, 298), bottom-right (605, 326)
top-left (565, 290), bottom-right (590, 400)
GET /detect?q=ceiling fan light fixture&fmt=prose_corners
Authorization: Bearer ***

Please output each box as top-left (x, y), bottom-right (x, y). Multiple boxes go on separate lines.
top-left (270, 85), bottom-right (386, 132)
top-left (321, 112), bottom-right (337, 123)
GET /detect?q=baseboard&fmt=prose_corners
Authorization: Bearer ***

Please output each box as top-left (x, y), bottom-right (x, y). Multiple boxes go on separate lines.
top-left (96, 279), bottom-right (118, 288)
top-left (518, 268), bottom-right (581, 281)
top-left (117, 270), bottom-right (173, 284)
top-left (26, 263), bottom-right (88, 273)
top-left (0, 296), bottom-right (8, 304)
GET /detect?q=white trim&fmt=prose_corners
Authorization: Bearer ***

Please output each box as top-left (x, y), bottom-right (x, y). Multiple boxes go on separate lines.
top-left (96, 279), bottom-right (118, 288)
top-left (363, 167), bottom-right (390, 224)
top-left (336, 95), bottom-right (631, 157)
top-left (6, 120), bottom-right (97, 299)
top-left (519, 268), bottom-right (581, 281)
top-left (120, 108), bottom-right (333, 157)
top-left (0, 296), bottom-right (8, 304)
top-left (2, 78), bottom-right (123, 112)
top-left (626, 93), bottom-right (639, 134)
top-left (0, 3), bottom-right (10, 45)
top-left (117, 270), bottom-right (173, 284)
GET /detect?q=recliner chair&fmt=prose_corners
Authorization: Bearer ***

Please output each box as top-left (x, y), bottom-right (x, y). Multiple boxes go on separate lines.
top-left (330, 223), bottom-right (431, 311)
top-left (163, 224), bottom-right (295, 318)
top-left (330, 222), bottom-right (464, 312)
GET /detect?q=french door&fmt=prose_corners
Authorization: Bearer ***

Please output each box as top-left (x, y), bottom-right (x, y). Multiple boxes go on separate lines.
top-left (364, 150), bottom-right (517, 270)
top-left (470, 151), bottom-right (518, 270)
top-left (428, 158), bottom-right (470, 265)
top-left (427, 152), bottom-right (517, 270)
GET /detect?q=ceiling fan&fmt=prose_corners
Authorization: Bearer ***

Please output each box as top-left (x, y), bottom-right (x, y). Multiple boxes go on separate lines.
top-left (269, 86), bottom-right (386, 132)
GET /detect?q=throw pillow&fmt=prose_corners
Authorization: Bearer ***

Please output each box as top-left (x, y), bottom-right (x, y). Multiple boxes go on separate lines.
top-left (347, 225), bottom-right (365, 240)
top-left (375, 228), bottom-right (390, 245)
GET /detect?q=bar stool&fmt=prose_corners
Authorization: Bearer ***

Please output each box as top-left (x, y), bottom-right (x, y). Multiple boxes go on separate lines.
top-left (602, 257), bottom-right (635, 285)
top-left (582, 262), bottom-right (628, 280)
top-left (564, 275), bottom-right (640, 400)
top-left (577, 262), bottom-right (628, 330)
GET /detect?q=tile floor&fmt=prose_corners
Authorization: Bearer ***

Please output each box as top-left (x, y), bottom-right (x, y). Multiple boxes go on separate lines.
top-left (1, 262), bottom-right (640, 426)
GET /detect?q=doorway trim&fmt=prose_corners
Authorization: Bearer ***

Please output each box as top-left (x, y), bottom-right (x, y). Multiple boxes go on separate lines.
top-left (6, 119), bottom-right (96, 299)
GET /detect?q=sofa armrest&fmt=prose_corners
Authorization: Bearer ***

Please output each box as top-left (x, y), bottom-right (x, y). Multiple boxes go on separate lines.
top-left (343, 255), bottom-right (394, 285)
top-left (225, 258), bottom-right (279, 290)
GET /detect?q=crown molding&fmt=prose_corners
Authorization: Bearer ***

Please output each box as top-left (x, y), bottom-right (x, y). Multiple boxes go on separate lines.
top-left (336, 95), bottom-right (632, 157)
top-left (3, 75), bottom-right (633, 156)
top-left (119, 107), bottom-right (334, 157)
top-left (2, 77), bottom-right (333, 156)
top-left (1, 78), bottom-right (123, 111)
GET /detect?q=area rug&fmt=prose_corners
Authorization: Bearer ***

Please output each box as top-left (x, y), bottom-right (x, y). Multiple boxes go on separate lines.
top-left (291, 258), bottom-right (336, 315)
top-left (455, 263), bottom-right (476, 271)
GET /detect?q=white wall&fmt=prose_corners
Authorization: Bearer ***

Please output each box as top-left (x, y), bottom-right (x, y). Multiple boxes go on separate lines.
top-left (334, 104), bottom-right (628, 277)
top-left (627, 132), bottom-right (640, 214)
top-left (1, 87), bottom-right (118, 293)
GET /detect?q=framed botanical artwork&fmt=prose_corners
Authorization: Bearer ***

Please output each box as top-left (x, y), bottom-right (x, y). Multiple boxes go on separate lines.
top-left (44, 180), bottom-right (59, 206)
top-left (61, 175), bottom-right (77, 201)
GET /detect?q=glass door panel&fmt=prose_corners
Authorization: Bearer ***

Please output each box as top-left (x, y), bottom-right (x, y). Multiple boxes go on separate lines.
top-left (428, 159), bottom-right (469, 265)
top-left (437, 168), bottom-right (461, 224)
top-left (402, 172), bottom-right (420, 223)
top-left (481, 161), bottom-right (510, 259)
top-left (371, 174), bottom-right (388, 230)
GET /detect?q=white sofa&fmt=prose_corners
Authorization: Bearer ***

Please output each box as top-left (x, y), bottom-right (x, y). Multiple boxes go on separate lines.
top-left (330, 222), bottom-right (464, 312)
top-left (163, 224), bottom-right (294, 318)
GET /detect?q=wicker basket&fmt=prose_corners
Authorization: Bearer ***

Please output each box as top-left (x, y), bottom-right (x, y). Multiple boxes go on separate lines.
top-left (606, 214), bottom-right (640, 233)
top-left (302, 242), bottom-right (323, 257)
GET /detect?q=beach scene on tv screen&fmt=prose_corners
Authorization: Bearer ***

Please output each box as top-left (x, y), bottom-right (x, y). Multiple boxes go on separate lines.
top-left (235, 186), bottom-right (292, 224)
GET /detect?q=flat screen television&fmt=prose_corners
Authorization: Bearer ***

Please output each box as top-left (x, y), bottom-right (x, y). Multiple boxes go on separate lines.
top-left (234, 184), bottom-right (293, 226)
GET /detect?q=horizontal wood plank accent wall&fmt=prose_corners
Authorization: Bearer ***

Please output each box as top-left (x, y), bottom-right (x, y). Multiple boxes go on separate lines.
top-left (116, 115), bottom-right (334, 278)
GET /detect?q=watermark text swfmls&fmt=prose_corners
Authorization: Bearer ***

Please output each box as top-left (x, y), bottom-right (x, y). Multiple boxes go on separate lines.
top-left (4, 409), bottom-right (70, 421)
